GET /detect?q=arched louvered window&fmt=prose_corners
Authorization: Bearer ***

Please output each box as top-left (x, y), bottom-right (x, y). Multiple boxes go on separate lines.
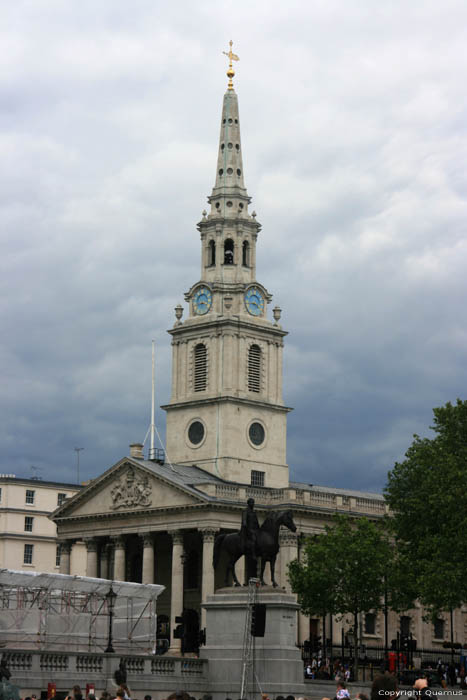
top-left (242, 240), bottom-right (250, 266)
top-left (248, 344), bottom-right (261, 392)
top-left (208, 240), bottom-right (216, 266)
top-left (194, 343), bottom-right (207, 392)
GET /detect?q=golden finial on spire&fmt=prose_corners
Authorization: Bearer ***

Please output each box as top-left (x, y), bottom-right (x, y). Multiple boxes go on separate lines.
top-left (222, 40), bottom-right (239, 91)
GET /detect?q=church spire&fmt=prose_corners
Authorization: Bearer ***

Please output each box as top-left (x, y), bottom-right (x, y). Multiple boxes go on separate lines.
top-left (208, 43), bottom-right (252, 220)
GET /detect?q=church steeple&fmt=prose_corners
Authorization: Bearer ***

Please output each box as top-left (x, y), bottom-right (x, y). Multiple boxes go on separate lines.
top-left (197, 55), bottom-right (261, 289)
top-left (162, 51), bottom-right (291, 490)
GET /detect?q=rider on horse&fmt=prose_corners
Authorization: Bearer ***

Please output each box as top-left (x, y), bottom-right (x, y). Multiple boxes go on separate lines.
top-left (241, 498), bottom-right (260, 576)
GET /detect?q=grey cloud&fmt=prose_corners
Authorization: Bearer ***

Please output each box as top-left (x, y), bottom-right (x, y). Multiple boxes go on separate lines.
top-left (1, 0), bottom-right (466, 490)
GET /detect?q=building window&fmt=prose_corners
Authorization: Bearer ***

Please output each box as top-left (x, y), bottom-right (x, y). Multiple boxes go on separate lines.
top-left (400, 616), bottom-right (411, 636)
top-left (224, 239), bottom-right (234, 265)
top-left (248, 344), bottom-right (261, 392)
top-left (57, 493), bottom-right (67, 506)
top-left (24, 516), bottom-right (34, 532)
top-left (251, 470), bottom-right (265, 487)
top-left (365, 613), bottom-right (376, 635)
top-left (56, 545), bottom-right (61, 568)
top-left (242, 240), bottom-right (250, 266)
top-left (194, 344), bottom-right (207, 392)
top-left (24, 544), bottom-right (34, 564)
top-left (434, 618), bottom-right (445, 639)
top-left (0, 487), bottom-right (2, 502)
top-left (208, 240), bottom-right (216, 266)
top-left (188, 420), bottom-right (205, 446)
top-left (25, 489), bottom-right (35, 505)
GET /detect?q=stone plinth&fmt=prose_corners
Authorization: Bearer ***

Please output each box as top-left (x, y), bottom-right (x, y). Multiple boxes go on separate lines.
top-left (201, 586), bottom-right (305, 699)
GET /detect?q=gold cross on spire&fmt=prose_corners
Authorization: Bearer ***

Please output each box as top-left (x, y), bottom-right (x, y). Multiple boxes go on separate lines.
top-left (222, 40), bottom-right (239, 91)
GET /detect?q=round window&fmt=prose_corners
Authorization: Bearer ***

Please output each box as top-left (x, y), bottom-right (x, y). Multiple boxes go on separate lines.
top-left (249, 422), bottom-right (265, 446)
top-left (188, 421), bottom-right (205, 445)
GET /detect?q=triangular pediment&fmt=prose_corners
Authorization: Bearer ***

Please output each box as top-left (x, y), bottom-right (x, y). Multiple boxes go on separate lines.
top-left (52, 458), bottom-right (205, 520)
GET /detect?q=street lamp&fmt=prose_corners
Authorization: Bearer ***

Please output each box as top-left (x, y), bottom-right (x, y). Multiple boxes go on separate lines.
top-left (105, 584), bottom-right (117, 653)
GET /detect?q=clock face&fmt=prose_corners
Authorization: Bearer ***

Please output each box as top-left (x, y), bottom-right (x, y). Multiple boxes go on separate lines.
top-left (244, 286), bottom-right (265, 316)
top-left (193, 286), bottom-right (212, 315)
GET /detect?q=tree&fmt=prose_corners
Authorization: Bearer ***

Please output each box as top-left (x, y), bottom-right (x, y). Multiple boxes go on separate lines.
top-left (384, 399), bottom-right (467, 615)
top-left (289, 514), bottom-right (398, 680)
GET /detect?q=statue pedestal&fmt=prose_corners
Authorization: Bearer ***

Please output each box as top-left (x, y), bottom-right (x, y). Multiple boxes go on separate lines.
top-left (201, 586), bottom-right (305, 699)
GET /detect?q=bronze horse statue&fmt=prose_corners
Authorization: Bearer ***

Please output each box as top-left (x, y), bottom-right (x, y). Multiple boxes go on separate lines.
top-left (213, 509), bottom-right (297, 587)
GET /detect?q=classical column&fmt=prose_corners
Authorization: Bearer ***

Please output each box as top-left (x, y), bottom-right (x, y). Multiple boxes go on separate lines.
top-left (59, 540), bottom-right (72, 575)
top-left (99, 543), bottom-right (109, 579)
top-left (85, 538), bottom-right (98, 578)
top-left (279, 530), bottom-right (299, 592)
top-left (168, 530), bottom-right (184, 654)
top-left (200, 528), bottom-right (218, 628)
top-left (113, 536), bottom-right (126, 581)
top-left (141, 533), bottom-right (155, 585)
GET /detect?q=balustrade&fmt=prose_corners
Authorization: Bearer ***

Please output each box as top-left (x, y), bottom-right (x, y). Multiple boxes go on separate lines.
top-left (151, 657), bottom-right (176, 675)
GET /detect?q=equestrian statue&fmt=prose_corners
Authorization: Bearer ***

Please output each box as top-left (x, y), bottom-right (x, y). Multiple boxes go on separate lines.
top-left (213, 498), bottom-right (297, 587)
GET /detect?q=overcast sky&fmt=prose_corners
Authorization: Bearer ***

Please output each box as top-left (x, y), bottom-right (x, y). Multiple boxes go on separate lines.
top-left (2, 1), bottom-right (466, 493)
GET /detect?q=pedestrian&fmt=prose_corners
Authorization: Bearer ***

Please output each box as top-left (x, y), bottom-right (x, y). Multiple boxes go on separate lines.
top-left (336, 682), bottom-right (350, 700)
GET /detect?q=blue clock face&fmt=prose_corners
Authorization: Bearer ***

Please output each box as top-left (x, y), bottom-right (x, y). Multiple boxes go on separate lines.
top-left (244, 287), bottom-right (265, 316)
top-left (193, 286), bottom-right (212, 315)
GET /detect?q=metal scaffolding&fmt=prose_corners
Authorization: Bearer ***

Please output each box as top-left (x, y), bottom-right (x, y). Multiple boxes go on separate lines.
top-left (0, 569), bottom-right (164, 653)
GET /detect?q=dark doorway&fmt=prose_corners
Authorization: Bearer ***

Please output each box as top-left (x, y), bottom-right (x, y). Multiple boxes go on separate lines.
top-left (183, 608), bottom-right (200, 653)
top-left (126, 535), bottom-right (143, 583)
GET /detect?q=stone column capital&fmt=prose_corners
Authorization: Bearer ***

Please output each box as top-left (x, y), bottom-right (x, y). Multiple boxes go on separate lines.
top-left (59, 540), bottom-right (72, 554)
top-left (279, 530), bottom-right (299, 547)
top-left (200, 528), bottom-right (219, 543)
top-left (168, 530), bottom-right (184, 546)
top-left (84, 538), bottom-right (98, 552)
top-left (141, 533), bottom-right (154, 548)
top-left (100, 543), bottom-right (110, 558)
top-left (111, 535), bottom-right (126, 549)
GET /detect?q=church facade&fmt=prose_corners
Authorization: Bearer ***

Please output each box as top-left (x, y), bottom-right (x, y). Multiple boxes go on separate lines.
top-left (52, 63), bottom-right (466, 657)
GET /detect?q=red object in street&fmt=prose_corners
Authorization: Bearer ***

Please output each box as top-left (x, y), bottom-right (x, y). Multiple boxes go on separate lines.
top-left (47, 683), bottom-right (56, 700)
top-left (388, 652), bottom-right (396, 672)
top-left (86, 684), bottom-right (95, 697)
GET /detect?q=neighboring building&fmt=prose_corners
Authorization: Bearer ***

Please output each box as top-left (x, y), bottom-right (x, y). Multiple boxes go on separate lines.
top-left (0, 474), bottom-right (84, 574)
top-left (51, 65), bottom-right (467, 657)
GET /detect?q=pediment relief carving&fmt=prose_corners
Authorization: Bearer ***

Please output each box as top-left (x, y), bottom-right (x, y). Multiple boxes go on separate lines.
top-left (54, 460), bottom-right (204, 519)
top-left (110, 466), bottom-right (152, 509)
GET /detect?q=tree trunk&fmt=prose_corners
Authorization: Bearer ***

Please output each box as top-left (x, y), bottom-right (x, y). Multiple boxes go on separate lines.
top-left (354, 610), bottom-right (359, 682)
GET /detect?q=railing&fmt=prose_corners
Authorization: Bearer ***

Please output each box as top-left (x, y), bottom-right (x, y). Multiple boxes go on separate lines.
top-left (2, 652), bottom-right (33, 671)
top-left (151, 657), bottom-right (176, 675)
top-left (215, 484), bottom-right (239, 499)
top-left (2, 648), bottom-right (208, 686)
top-left (213, 483), bottom-right (386, 516)
top-left (355, 497), bottom-right (386, 513)
top-left (309, 492), bottom-right (337, 506)
top-left (246, 487), bottom-right (286, 503)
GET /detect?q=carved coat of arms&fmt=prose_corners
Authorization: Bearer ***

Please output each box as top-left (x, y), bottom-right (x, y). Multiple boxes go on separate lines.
top-left (110, 467), bottom-right (152, 509)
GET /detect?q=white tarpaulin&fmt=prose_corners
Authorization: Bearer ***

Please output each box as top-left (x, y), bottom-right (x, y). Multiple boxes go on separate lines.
top-left (0, 569), bottom-right (164, 653)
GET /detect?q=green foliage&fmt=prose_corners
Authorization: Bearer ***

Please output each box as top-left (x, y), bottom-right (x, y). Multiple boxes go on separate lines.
top-left (384, 399), bottom-right (467, 614)
top-left (288, 514), bottom-right (399, 619)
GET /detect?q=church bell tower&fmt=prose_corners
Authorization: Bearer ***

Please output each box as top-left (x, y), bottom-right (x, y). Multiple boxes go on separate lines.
top-left (162, 44), bottom-right (291, 489)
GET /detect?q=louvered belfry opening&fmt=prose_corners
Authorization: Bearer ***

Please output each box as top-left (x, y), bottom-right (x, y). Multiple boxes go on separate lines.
top-left (194, 343), bottom-right (207, 392)
top-left (248, 344), bottom-right (261, 392)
